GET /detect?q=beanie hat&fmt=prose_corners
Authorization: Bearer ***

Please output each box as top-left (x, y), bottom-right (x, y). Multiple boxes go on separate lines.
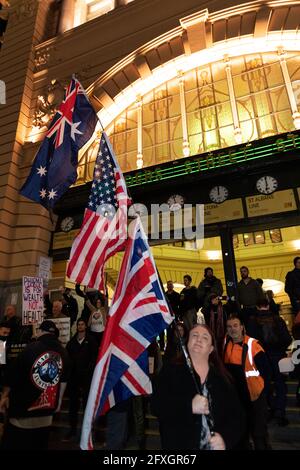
top-left (39, 320), bottom-right (59, 338)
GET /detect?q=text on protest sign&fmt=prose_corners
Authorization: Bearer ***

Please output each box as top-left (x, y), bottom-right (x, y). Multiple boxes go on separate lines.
top-left (22, 276), bottom-right (44, 325)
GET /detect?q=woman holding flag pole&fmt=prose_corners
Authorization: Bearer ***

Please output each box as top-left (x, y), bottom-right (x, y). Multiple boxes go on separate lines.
top-left (152, 323), bottom-right (246, 450)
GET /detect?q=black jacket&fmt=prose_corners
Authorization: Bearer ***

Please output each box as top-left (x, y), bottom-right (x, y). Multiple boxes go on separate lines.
top-left (4, 315), bottom-right (32, 346)
top-left (285, 268), bottom-right (300, 306)
top-left (165, 290), bottom-right (180, 318)
top-left (62, 293), bottom-right (78, 325)
top-left (66, 333), bottom-right (98, 379)
top-left (247, 311), bottom-right (292, 355)
top-left (5, 334), bottom-right (70, 418)
top-left (198, 277), bottom-right (223, 308)
top-left (152, 363), bottom-right (245, 450)
top-left (179, 286), bottom-right (199, 316)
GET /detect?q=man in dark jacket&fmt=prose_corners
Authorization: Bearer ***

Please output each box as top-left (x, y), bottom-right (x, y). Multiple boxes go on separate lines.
top-left (165, 280), bottom-right (180, 320)
top-left (237, 266), bottom-right (265, 327)
top-left (285, 256), bottom-right (300, 314)
top-left (64, 318), bottom-right (98, 440)
top-left (0, 320), bottom-right (70, 450)
top-left (248, 299), bottom-right (292, 426)
top-left (3, 304), bottom-right (32, 349)
top-left (198, 267), bottom-right (223, 309)
top-left (179, 275), bottom-right (199, 330)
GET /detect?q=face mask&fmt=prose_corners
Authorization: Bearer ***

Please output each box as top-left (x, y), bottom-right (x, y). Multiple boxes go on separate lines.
top-left (0, 339), bottom-right (7, 365)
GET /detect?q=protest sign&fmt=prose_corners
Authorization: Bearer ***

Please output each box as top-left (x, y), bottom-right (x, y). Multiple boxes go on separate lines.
top-left (22, 276), bottom-right (44, 325)
top-left (51, 317), bottom-right (71, 347)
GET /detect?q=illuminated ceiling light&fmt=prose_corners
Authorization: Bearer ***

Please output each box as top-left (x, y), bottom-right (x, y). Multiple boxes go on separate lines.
top-left (293, 239), bottom-right (300, 250)
top-left (262, 279), bottom-right (284, 295)
top-left (206, 250), bottom-right (222, 260)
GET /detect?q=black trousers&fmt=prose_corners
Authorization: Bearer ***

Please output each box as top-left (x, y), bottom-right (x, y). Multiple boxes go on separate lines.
top-left (249, 393), bottom-right (270, 450)
top-left (1, 422), bottom-right (51, 450)
top-left (68, 376), bottom-right (91, 431)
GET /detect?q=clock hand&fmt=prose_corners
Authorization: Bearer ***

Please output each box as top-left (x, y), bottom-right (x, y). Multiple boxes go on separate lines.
top-left (265, 177), bottom-right (269, 192)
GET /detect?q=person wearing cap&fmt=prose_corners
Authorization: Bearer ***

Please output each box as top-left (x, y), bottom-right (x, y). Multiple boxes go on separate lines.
top-left (0, 320), bottom-right (70, 450)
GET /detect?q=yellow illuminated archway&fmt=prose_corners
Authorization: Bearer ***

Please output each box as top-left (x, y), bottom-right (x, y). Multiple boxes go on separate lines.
top-left (75, 32), bottom-right (300, 184)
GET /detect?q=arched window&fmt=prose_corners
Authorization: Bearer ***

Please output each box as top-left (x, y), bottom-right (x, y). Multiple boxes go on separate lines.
top-left (76, 51), bottom-right (300, 184)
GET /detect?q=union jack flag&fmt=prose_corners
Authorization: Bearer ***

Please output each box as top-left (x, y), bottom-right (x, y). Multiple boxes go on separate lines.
top-left (80, 217), bottom-right (173, 450)
top-left (66, 132), bottom-right (131, 291)
top-left (20, 77), bottom-right (97, 208)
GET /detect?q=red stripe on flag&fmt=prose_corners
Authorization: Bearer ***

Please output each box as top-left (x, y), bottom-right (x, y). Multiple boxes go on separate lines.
top-left (75, 220), bottom-right (109, 283)
top-left (123, 369), bottom-right (148, 395)
top-left (67, 209), bottom-right (95, 274)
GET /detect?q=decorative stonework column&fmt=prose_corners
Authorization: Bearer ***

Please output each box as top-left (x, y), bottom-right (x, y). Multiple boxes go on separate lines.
top-left (178, 71), bottom-right (190, 157)
top-left (136, 96), bottom-right (143, 169)
top-left (58, 0), bottom-right (76, 34)
top-left (0, 0), bottom-right (54, 288)
top-left (224, 55), bottom-right (242, 144)
top-left (278, 47), bottom-right (300, 130)
top-left (73, 0), bottom-right (87, 28)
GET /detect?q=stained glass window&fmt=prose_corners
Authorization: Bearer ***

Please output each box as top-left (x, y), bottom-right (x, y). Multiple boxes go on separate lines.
top-left (77, 52), bottom-right (300, 183)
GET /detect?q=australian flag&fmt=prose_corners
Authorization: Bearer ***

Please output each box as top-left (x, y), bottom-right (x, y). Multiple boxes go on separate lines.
top-left (20, 77), bottom-right (98, 209)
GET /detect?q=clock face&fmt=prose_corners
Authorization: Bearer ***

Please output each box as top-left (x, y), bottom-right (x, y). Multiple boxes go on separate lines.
top-left (209, 186), bottom-right (229, 204)
top-left (256, 176), bottom-right (278, 195)
top-left (60, 216), bottom-right (74, 232)
top-left (167, 194), bottom-right (184, 211)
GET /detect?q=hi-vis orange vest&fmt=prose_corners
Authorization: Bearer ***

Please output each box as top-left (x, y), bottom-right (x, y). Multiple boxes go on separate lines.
top-left (224, 335), bottom-right (265, 401)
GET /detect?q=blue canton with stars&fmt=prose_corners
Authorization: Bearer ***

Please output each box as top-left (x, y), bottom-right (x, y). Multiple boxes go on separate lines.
top-left (88, 133), bottom-right (119, 219)
top-left (20, 78), bottom-right (97, 210)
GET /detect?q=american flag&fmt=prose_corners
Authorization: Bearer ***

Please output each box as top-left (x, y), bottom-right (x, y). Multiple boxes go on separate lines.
top-left (80, 217), bottom-right (173, 450)
top-left (20, 77), bottom-right (97, 209)
top-left (66, 132), bottom-right (131, 291)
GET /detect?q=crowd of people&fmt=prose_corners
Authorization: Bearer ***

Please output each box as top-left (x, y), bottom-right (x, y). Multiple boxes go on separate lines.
top-left (0, 258), bottom-right (299, 450)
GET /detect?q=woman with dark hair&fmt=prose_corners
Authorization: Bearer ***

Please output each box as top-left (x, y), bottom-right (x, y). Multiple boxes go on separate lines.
top-left (86, 297), bottom-right (108, 347)
top-left (152, 324), bottom-right (245, 450)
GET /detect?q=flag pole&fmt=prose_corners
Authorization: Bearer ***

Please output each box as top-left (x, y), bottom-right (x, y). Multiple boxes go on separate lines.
top-left (156, 271), bottom-right (202, 396)
top-left (156, 269), bottom-right (215, 444)
top-left (127, 209), bottom-right (203, 397)
top-left (72, 73), bottom-right (105, 132)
